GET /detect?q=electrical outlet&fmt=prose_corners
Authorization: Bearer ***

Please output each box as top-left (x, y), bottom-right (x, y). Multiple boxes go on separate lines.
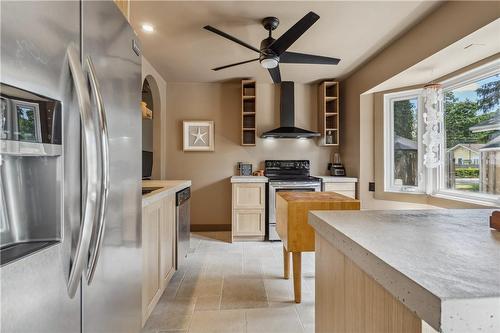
top-left (368, 182), bottom-right (375, 192)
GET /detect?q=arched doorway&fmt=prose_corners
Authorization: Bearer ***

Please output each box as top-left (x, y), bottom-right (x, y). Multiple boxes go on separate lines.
top-left (141, 75), bottom-right (161, 179)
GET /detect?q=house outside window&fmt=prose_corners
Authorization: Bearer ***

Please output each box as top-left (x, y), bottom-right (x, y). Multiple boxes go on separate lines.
top-left (384, 61), bottom-right (499, 205)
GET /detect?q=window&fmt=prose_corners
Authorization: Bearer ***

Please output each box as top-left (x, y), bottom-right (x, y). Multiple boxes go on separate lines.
top-left (384, 90), bottom-right (422, 192)
top-left (442, 71), bottom-right (499, 199)
top-left (384, 61), bottom-right (500, 206)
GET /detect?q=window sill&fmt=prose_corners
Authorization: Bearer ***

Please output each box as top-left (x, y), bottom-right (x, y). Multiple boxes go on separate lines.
top-left (384, 188), bottom-right (425, 195)
top-left (431, 190), bottom-right (499, 208)
top-left (377, 189), bottom-right (498, 208)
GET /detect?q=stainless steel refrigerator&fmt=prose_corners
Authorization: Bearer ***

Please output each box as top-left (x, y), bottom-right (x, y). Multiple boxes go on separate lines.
top-left (0, 1), bottom-right (142, 332)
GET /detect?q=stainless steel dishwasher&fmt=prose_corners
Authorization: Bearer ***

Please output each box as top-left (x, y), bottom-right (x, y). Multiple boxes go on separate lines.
top-left (176, 187), bottom-right (190, 268)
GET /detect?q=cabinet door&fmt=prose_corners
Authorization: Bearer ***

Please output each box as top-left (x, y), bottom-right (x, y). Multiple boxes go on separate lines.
top-left (232, 183), bottom-right (265, 209)
top-left (324, 183), bottom-right (356, 199)
top-left (142, 201), bottom-right (160, 313)
top-left (233, 210), bottom-right (265, 236)
top-left (160, 194), bottom-right (175, 285)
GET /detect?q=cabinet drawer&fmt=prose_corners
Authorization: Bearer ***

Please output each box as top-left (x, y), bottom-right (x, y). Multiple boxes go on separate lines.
top-left (233, 210), bottom-right (265, 236)
top-left (232, 183), bottom-right (265, 209)
top-left (324, 182), bottom-right (355, 192)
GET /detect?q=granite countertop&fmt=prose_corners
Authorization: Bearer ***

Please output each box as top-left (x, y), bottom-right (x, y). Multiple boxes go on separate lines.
top-left (230, 176), bottom-right (268, 183)
top-left (142, 180), bottom-right (191, 207)
top-left (309, 209), bottom-right (500, 332)
top-left (314, 176), bottom-right (358, 182)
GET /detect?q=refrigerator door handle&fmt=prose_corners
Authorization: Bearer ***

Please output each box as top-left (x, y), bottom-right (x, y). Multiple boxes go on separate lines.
top-left (66, 44), bottom-right (100, 298)
top-left (85, 56), bottom-right (109, 284)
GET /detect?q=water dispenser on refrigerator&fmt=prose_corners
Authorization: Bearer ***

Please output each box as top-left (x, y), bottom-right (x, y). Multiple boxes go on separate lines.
top-left (0, 83), bottom-right (62, 265)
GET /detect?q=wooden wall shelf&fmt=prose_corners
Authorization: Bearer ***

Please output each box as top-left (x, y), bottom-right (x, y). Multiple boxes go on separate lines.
top-left (241, 80), bottom-right (256, 146)
top-left (319, 81), bottom-right (340, 146)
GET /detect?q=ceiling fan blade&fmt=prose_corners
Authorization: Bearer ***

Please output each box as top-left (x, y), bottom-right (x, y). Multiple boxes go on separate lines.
top-left (204, 25), bottom-right (260, 54)
top-left (270, 11), bottom-right (320, 55)
top-left (280, 51), bottom-right (340, 65)
top-left (212, 58), bottom-right (259, 71)
top-left (268, 66), bottom-right (281, 84)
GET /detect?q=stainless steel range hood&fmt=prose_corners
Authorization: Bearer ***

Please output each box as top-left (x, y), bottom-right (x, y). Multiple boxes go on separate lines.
top-left (261, 81), bottom-right (320, 139)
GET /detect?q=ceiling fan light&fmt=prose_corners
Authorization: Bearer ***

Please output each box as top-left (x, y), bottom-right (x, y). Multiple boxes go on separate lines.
top-left (260, 56), bottom-right (279, 69)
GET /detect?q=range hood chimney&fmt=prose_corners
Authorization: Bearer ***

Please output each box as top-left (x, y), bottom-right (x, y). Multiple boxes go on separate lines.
top-left (261, 81), bottom-right (320, 139)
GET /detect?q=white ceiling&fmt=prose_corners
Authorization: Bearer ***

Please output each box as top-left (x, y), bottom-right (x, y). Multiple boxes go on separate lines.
top-left (367, 18), bottom-right (500, 93)
top-left (130, 1), bottom-right (440, 83)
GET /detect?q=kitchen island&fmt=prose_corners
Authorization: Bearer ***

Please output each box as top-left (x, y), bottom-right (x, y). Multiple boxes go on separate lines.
top-left (276, 192), bottom-right (359, 303)
top-left (309, 209), bottom-right (500, 333)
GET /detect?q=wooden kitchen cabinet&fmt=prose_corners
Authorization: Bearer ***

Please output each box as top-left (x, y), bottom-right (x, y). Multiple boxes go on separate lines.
top-left (318, 81), bottom-right (340, 146)
top-left (323, 182), bottom-right (356, 199)
top-left (160, 195), bottom-right (175, 285)
top-left (113, 0), bottom-right (129, 20)
top-left (232, 182), bottom-right (266, 242)
top-left (233, 210), bottom-right (265, 236)
top-left (142, 200), bottom-right (161, 320)
top-left (320, 177), bottom-right (358, 199)
top-left (232, 183), bottom-right (265, 209)
top-left (241, 80), bottom-right (257, 145)
top-left (142, 193), bottom-right (176, 326)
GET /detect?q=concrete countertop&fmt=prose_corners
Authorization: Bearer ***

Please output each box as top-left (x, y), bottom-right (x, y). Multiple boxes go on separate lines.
top-left (142, 180), bottom-right (191, 207)
top-left (230, 176), bottom-right (268, 183)
top-left (309, 209), bottom-right (500, 332)
top-left (314, 176), bottom-right (358, 182)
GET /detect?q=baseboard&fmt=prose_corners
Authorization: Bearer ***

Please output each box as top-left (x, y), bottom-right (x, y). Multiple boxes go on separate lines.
top-left (190, 224), bottom-right (231, 232)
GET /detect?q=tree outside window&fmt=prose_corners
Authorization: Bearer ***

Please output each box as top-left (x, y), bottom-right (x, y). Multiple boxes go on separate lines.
top-left (444, 74), bottom-right (499, 194)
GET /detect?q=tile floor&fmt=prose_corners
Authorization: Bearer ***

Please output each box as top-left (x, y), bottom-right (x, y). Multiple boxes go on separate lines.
top-left (142, 232), bottom-right (315, 333)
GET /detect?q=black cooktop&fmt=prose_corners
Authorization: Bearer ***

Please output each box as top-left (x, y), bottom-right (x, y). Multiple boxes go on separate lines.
top-left (264, 160), bottom-right (320, 183)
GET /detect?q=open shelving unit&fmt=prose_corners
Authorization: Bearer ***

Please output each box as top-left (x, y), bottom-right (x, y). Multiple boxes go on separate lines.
top-left (318, 81), bottom-right (339, 146)
top-left (241, 80), bottom-right (256, 146)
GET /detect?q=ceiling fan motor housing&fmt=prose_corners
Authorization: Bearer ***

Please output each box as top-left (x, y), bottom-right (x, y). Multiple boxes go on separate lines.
top-left (259, 37), bottom-right (279, 68)
top-left (262, 16), bottom-right (280, 31)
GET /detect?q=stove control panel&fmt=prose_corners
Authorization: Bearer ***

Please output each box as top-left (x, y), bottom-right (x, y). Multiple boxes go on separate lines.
top-left (265, 160), bottom-right (310, 170)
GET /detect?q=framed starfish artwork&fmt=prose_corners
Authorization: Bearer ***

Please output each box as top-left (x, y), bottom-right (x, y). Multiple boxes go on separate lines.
top-left (183, 120), bottom-right (214, 151)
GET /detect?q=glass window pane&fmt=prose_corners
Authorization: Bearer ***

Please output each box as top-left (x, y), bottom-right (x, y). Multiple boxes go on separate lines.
top-left (393, 98), bottom-right (418, 187)
top-left (444, 74), bottom-right (499, 195)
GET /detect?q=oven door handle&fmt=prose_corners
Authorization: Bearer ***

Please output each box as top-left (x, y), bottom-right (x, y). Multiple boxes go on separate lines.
top-left (269, 183), bottom-right (321, 188)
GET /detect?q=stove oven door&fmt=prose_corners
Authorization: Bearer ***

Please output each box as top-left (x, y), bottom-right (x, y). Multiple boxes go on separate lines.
top-left (267, 182), bottom-right (321, 241)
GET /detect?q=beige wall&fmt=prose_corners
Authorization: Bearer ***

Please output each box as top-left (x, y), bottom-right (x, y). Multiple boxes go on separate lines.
top-left (165, 82), bottom-right (337, 227)
top-left (341, 1), bottom-right (500, 209)
top-left (142, 57), bottom-right (167, 179)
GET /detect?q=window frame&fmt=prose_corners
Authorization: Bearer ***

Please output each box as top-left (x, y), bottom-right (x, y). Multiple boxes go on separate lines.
top-left (383, 89), bottom-right (424, 193)
top-left (382, 61), bottom-right (500, 206)
top-left (435, 62), bottom-right (500, 206)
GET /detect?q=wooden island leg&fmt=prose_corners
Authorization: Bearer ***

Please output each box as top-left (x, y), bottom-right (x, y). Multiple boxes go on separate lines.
top-left (283, 246), bottom-right (290, 279)
top-left (292, 252), bottom-right (302, 303)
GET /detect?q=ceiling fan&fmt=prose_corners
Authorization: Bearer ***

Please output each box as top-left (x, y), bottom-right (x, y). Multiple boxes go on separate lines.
top-left (204, 11), bottom-right (340, 83)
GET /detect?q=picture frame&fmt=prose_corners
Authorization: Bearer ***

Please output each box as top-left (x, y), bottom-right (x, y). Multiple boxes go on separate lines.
top-left (183, 120), bottom-right (214, 152)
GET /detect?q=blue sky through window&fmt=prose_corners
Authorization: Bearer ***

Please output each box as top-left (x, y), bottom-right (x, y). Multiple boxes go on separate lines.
top-left (452, 74), bottom-right (499, 104)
